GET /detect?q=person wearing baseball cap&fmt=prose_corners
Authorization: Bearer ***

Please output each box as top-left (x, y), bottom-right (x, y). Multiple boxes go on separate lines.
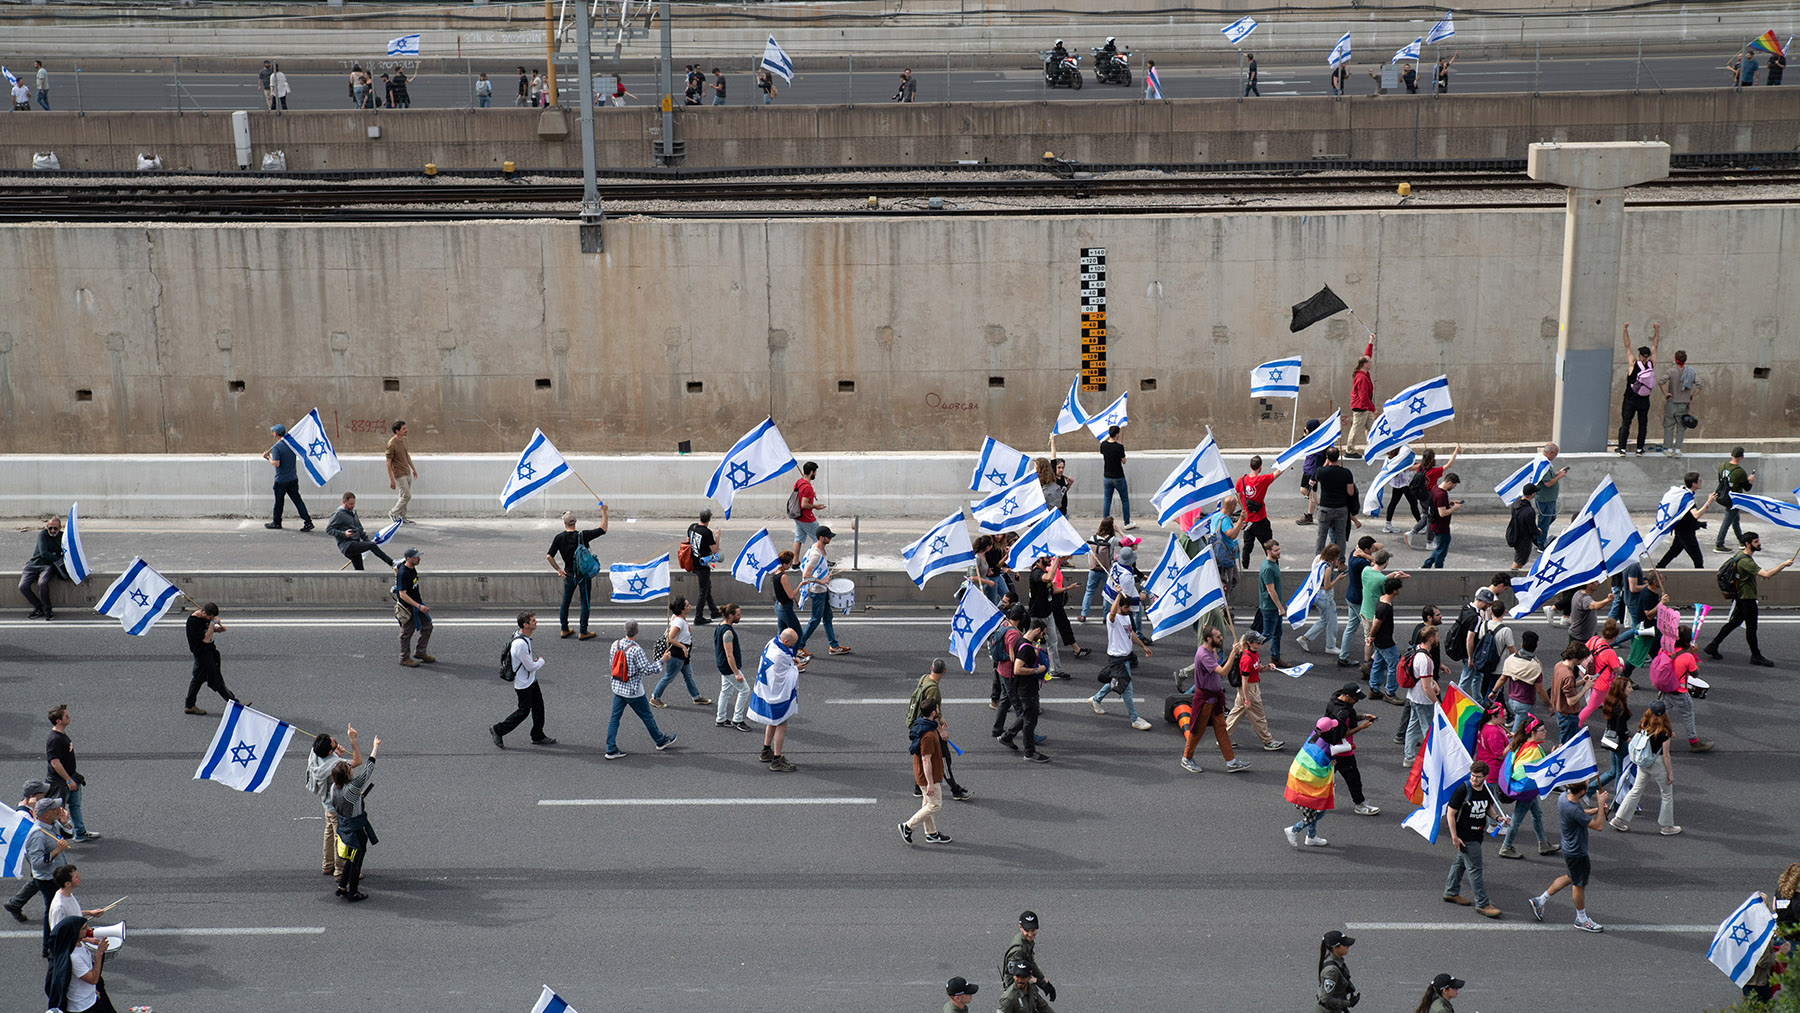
top-left (1001, 911), bottom-right (1055, 1003)
top-left (261, 422), bottom-right (314, 531)
top-left (395, 547), bottom-right (434, 668)
top-left (943, 976), bottom-right (980, 1012)
top-left (1315, 930), bottom-right (1358, 1012)
top-left (1415, 972), bottom-right (1466, 1012)
top-left (999, 957), bottom-right (1053, 1012)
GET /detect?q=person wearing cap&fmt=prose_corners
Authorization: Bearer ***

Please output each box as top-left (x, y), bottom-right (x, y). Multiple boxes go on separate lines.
top-left (1442, 759), bottom-right (1508, 918)
top-left (394, 547), bottom-right (434, 668)
top-left (1616, 321), bottom-right (1659, 456)
top-left (1529, 777), bottom-right (1610, 932)
top-left (998, 959), bottom-right (1053, 1013)
top-left (326, 492), bottom-right (396, 572)
top-left (1225, 630), bottom-right (1284, 752)
top-left (1091, 592), bottom-right (1153, 730)
top-left (899, 697), bottom-right (952, 845)
top-left (184, 601), bottom-right (249, 716)
top-left (546, 506), bottom-right (609, 640)
top-left (1000, 911), bottom-right (1055, 1004)
top-left (686, 507), bottom-right (722, 624)
top-left (795, 526), bottom-right (851, 657)
top-left (261, 423), bottom-right (314, 531)
top-left (1660, 349), bottom-right (1699, 456)
top-left (1609, 697), bottom-right (1679, 834)
top-left (1413, 973), bottom-right (1464, 1013)
top-left (1322, 683), bottom-right (1380, 816)
top-left (1313, 930), bottom-right (1357, 1012)
top-left (944, 975), bottom-right (980, 1012)
top-left (3, 796), bottom-right (70, 949)
top-left (1108, 538), bottom-right (1148, 638)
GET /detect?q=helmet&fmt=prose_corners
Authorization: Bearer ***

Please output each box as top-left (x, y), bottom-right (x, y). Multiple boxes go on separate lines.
top-left (1106, 36), bottom-right (1116, 45)
top-left (1054, 39), bottom-right (1064, 46)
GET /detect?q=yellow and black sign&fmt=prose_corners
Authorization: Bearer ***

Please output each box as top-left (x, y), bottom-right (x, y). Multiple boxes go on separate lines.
top-left (1079, 248), bottom-right (1107, 391)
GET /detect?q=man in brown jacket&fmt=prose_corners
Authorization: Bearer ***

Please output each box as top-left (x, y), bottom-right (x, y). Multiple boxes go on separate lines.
top-left (385, 420), bottom-right (418, 521)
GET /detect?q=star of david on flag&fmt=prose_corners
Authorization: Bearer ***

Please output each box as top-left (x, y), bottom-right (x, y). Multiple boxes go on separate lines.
top-left (195, 700), bottom-right (298, 793)
top-left (95, 556), bottom-right (181, 636)
top-left (947, 584), bottom-right (1005, 673)
top-left (500, 429), bottom-right (573, 512)
top-left (1568, 476), bottom-right (1645, 575)
top-left (1361, 410), bottom-right (1406, 463)
top-left (1362, 446), bottom-right (1416, 516)
top-left (1327, 33), bottom-right (1353, 69)
top-left (371, 516), bottom-right (406, 546)
top-left (1402, 706), bottom-right (1473, 843)
top-left (1393, 36), bottom-right (1423, 63)
top-left (1222, 16), bottom-right (1258, 44)
top-left (1144, 534), bottom-right (1192, 604)
top-left (387, 33), bottom-right (422, 56)
top-left (1005, 509), bottom-right (1088, 570)
top-left (1375, 374), bottom-right (1454, 451)
top-left (761, 35), bottom-right (795, 83)
top-left (1643, 486), bottom-right (1695, 548)
top-left (1, 806), bottom-right (36, 879)
top-left (1051, 375), bottom-right (1092, 437)
top-left (1426, 13), bottom-right (1456, 44)
top-left (731, 528), bottom-right (783, 592)
top-left (969, 437), bottom-right (1035, 493)
top-left (903, 512), bottom-right (976, 588)
top-left (1148, 545), bottom-right (1225, 641)
top-left (1493, 455), bottom-right (1551, 506)
top-left (1508, 517), bottom-right (1607, 618)
top-left (610, 554), bottom-right (671, 604)
top-left (1250, 356), bottom-right (1302, 399)
top-left (1149, 429), bottom-right (1234, 526)
top-left (62, 502), bottom-right (91, 585)
top-left (279, 408), bottom-right (342, 486)
top-left (1084, 392), bottom-right (1129, 441)
top-left (704, 417), bottom-right (797, 519)
top-left (1724, 491), bottom-right (1800, 531)
top-left (1513, 728), bottom-right (1598, 796)
top-left (1273, 409), bottom-right (1343, 475)
top-left (971, 472), bottom-right (1049, 534)
top-left (1708, 894), bottom-right (1778, 988)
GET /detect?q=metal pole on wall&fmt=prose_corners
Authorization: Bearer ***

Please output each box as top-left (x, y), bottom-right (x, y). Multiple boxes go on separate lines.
top-left (1634, 40), bottom-right (1642, 93)
top-left (659, 0), bottom-right (674, 162)
top-left (173, 57), bottom-right (182, 116)
top-left (544, 0), bottom-right (560, 106)
top-left (576, 0), bottom-right (602, 246)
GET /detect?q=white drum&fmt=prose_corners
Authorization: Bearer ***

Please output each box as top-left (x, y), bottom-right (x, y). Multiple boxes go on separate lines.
top-left (1687, 675), bottom-right (1710, 699)
top-left (827, 578), bottom-right (857, 615)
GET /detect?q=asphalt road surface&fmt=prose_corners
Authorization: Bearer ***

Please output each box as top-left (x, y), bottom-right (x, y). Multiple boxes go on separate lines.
top-left (28, 52), bottom-right (1762, 112)
top-left (0, 602), bottom-right (1793, 1011)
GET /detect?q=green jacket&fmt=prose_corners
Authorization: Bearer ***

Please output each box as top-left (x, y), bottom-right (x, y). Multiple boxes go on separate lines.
top-left (1315, 954), bottom-right (1356, 1013)
top-left (1002, 932), bottom-right (1044, 986)
top-left (1429, 996), bottom-right (1456, 1013)
top-left (907, 674), bottom-right (942, 727)
top-left (997, 982), bottom-right (1054, 1013)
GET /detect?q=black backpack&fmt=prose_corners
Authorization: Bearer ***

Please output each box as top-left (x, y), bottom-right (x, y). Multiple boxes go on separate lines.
top-left (1503, 511), bottom-right (1520, 548)
top-left (498, 634), bottom-right (524, 681)
top-left (1715, 464), bottom-right (1735, 508)
top-left (1407, 467), bottom-right (1430, 502)
top-left (1469, 623), bottom-right (1503, 676)
top-left (1717, 552), bottom-right (1744, 600)
top-left (1444, 603), bottom-right (1479, 662)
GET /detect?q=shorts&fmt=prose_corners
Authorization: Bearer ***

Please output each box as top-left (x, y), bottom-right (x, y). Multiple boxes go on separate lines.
top-left (1562, 853), bottom-right (1590, 888)
top-left (1244, 518), bottom-right (1273, 547)
top-left (1300, 473), bottom-right (1316, 492)
top-left (793, 519), bottom-right (819, 546)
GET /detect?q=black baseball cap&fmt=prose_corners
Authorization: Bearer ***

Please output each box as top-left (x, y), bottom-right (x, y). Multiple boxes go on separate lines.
top-left (1008, 958), bottom-right (1034, 976)
top-left (1322, 929), bottom-right (1356, 947)
top-left (946, 977), bottom-right (979, 997)
top-left (1431, 973), bottom-right (1466, 990)
top-left (1019, 910), bottom-right (1039, 929)
top-left (1336, 682), bottom-right (1367, 700)
top-left (816, 525), bottom-right (834, 539)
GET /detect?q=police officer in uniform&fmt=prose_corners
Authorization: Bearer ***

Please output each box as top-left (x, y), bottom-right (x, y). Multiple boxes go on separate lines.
top-left (942, 975), bottom-right (979, 1013)
top-left (1315, 929), bottom-right (1359, 1011)
top-left (998, 959), bottom-right (1054, 1013)
top-left (1001, 911), bottom-right (1056, 1002)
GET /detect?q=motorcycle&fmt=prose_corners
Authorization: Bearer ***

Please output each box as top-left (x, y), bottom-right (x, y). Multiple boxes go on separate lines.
top-left (1092, 47), bottom-right (1131, 86)
top-left (1039, 50), bottom-right (1083, 89)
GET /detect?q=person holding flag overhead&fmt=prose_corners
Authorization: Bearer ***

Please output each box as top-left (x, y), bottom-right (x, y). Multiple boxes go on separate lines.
top-left (1346, 341), bottom-right (1376, 451)
top-left (546, 506), bottom-right (608, 640)
top-left (326, 730), bottom-right (381, 901)
top-left (261, 423), bottom-right (314, 531)
top-left (18, 513), bottom-right (67, 620)
top-left (184, 603), bottom-right (248, 716)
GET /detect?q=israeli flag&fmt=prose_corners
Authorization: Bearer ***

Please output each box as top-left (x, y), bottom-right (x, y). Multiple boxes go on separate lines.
top-left (1360, 409), bottom-right (1409, 463)
top-left (1725, 491), bottom-right (1800, 531)
top-left (1393, 37), bottom-right (1423, 63)
top-left (280, 408), bottom-right (342, 487)
top-left (370, 517), bottom-right (405, 546)
top-left (1507, 518), bottom-right (1607, 618)
top-left (970, 472), bottom-right (1049, 534)
top-left (387, 33), bottom-right (422, 56)
top-left (1251, 356), bottom-right (1303, 399)
top-left (970, 437), bottom-right (1035, 493)
top-left (1273, 409), bottom-right (1343, 475)
top-left (1084, 392), bottom-right (1129, 441)
top-left (1569, 477), bottom-right (1645, 575)
top-left (731, 528), bottom-right (783, 592)
top-left (1402, 706), bottom-right (1474, 843)
top-left (1327, 33), bottom-right (1353, 69)
top-left (1052, 375), bottom-right (1091, 436)
top-left (1381, 374), bottom-right (1455, 443)
top-left (0, 67), bottom-right (15, 89)
top-left (1518, 728), bottom-right (1599, 795)
top-left (62, 502), bottom-right (91, 585)
top-left (704, 417), bottom-right (797, 519)
top-left (1426, 13), bottom-right (1456, 45)
top-left (1, 806), bottom-right (35, 879)
top-left (194, 701), bottom-right (298, 794)
top-left (748, 637), bottom-right (801, 725)
top-left (609, 554), bottom-right (671, 604)
top-left (1644, 486), bottom-right (1695, 548)
top-left (1709, 894), bottom-right (1778, 988)
top-left (1494, 455), bottom-right (1552, 506)
top-left (947, 586), bottom-right (1005, 673)
top-left (1149, 546), bottom-right (1226, 641)
top-left (1005, 509), bottom-right (1088, 570)
top-left (1144, 535), bottom-right (1193, 603)
top-left (1362, 446), bottom-right (1416, 515)
top-left (1222, 16), bottom-right (1258, 45)
top-left (1284, 557), bottom-right (1333, 629)
top-left (1149, 430), bottom-right (1234, 526)
top-left (530, 985), bottom-right (580, 1013)
top-left (903, 512), bottom-right (976, 588)
top-left (95, 557), bottom-right (180, 636)
top-left (500, 429), bottom-right (572, 512)
top-left (761, 36), bottom-right (794, 83)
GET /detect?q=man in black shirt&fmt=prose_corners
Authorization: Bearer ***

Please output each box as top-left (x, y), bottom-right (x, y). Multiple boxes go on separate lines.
top-left (546, 506), bottom-right (608, 639)
top-left (1442, 759), bottom-right (1508, 918)
top-left (184, 602), bottom-right (247, 715)
top-left (394, 548), bottom-right (433, 668)
top-left (687, 508), bottom-right (721, 624)
top-left (1099, 425), bottom-right (1133, 529)
top-left (1000, 621), bottom-right (1051, 763)
top-left (1313, 447), bottom-right (1359, 556)
top-left (43, 704), bottom-right (98, 841)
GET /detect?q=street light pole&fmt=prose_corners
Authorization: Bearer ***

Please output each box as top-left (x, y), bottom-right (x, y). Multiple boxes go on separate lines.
top-left (577, 0), bottom-right (603, 252)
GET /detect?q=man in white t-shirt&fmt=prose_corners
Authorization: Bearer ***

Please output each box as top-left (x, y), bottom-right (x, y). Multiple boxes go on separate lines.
top-left (491, 612), bottom-right (553, 748)
top-left (48, 865), bottom-right (106, 936)
top-left (1089, 596), bottom-right (1155, 730)
top-left (1403, 625), bottom-right (1441, 765)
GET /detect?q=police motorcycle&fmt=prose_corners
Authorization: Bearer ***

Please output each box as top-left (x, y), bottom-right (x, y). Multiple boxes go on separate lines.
top-left (1092, 38), bottom-right (1131, 86)
top-left (1040, 40), bottom-right (1083, 89)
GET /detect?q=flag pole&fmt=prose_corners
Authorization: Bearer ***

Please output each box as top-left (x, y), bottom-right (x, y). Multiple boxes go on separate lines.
top-left (566, 466), bottom-right (604, 505)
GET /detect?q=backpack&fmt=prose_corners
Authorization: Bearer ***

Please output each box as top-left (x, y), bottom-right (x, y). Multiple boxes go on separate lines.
top-left (677, 541), bottom-right (696, 572)
top-left (1407, 467), bottom-right (1430, 502)
top-left (1503, 511), bottom-right (1519, 548)
top-left (572, 543), bottom-right (601, 581)
top-left (1647, 650), bottom-right (1681, 693)
top-left (1717, 552), bottom-right (1744, 600)
top-left (1627, 729), bottom-right (1654, 766)
top-left (1715, 464), bottom-right (1735, 508)
top-left (785, 486), bottom-right (804, 520)
top-left (1396, 645), bottom-right (1424, 689)
top-left (498, 634), bottom-right (524, 681)
top-left (1469, 622), bottom-right (1503, 676)
top-left (609, 644), bottom-right (632, 681)
top-left (1444, 603), bottom-right (1479, 662)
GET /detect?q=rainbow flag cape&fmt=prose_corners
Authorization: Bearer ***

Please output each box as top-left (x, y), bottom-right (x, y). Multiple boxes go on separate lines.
top-left (1404, 685), bottom-right (1484, 804)
top-left (1284, 734), bottom-right (1337, 811)
top-left (1498, 740), bottom-right (1548, 801)
top-left (1751, 31), bottom-right (1784, 56)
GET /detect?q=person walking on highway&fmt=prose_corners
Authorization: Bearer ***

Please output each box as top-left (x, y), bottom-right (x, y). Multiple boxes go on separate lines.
top-left (385, 420), bottom-right (417, 520)
top-left (515, 66), bottom-right (529, 106)
top-left (796, 526), bottom-right (851, 657)
top-left (1243, 52), bottom-right (1260, 96)
top-left (1099, 425), bottom-right (1134, 529)
top-left (714, 604), bottom-right (757, 730)
top-left (10, 77), bottom-right (30, 111)
top-left (711, 68), bottom-right (727, 105)
top-left (394, 547), bottom-right (434, 668)
top-left (687, 507), bottom-right (721, 623)
top-left (1713, 446), bottom-right (1754, 551)
top-left (1729, 48), bottom-right (1760, 86)
top-left (491, 611), bottom-right (555, 748)
top-left (605, 621), bottom-right (678, 759)
top-left (270, 64), bottom-right (290, 111)
top-left (610, 74), bottom-right (638, 107)
top-left (893, 68), bottom-right (917, 102)
top-left (327, 731), bottom-right (380, 902)
top-left (260, 60), bottom-right (274, 106)
top-left (1529, 777), bottom-right (1609, 932)
top-left (650, 596), bottom-right (712, 708)
top-left (18, 514), bottom-right (67, 620)
top-left (758, 68), bottom-right (777, 104)
top-left (749, 628), bottom-right (801, 771)
top-left (1705, 531), bottom-right (1795, 666)
top-left (476, 72), bottom-right (493, 107)
top-left (35, 61), bottom-right (50, 110)
top-left (184, 602), bottom-right (248, 716)
top-left (350, 66), bottom-right (368, 108)
top-left (898, 697), bottom-right (951, 844)
top-left (306, 727), bottom-right (358, 879)
top-left (391, 67), bottom-right (414, 108)
top-left (326, 492), bottom-right (394, 571)
top-left (262, 423), bottom-right (314, 530)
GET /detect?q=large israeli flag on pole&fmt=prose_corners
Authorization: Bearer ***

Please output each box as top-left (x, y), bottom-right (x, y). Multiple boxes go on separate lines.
top-left (903, 512), bottom-right (977, 587)
top-left (1149, 546), bottom-right (1226, 641)
top-left (387, 33), bottom-right (422, 56)
top-left (1006, 509), bottom-right (1089, 570)
top-left (1508, 518), bottom-right (1607, 618)
top-left (1051, 375), bottom-right (1091, 436)
top-left (1381, 374), bottom-right (1455, 442)
top-left (1222, 16), bottom-right (1258, 44)
top-left (1709, 894), bottom-right (1778, 988)
top-left (761, 36), bottom-right (795, 82)
top-left (970, 437), bottom-right (1035, 493)
top-left (1273, 409), bottom-right (1343, 474)
top-left (500, 429), bottom-right (572, 512)
top-left (1493, 455), bottom-right (1551, 506)
top-left (1362, 446), bottom-right (1416, 516)
top-left (1250, 357), bottom-right (1302, 399)
top-left (1725, 491), bottom-right (1800, 531)
top-left (1144, 535), bottom-right (1193, 602)
top-left (1517, 728), bottom-right (1599, 795)
top-left (970, 472), bottom-right (1049, 534)
top-left (1084, 392), bottom-right (1130, 441)
top-left (1284, 557), bottom-right (1333, 629)
top-left (62, 502), bottom-right (90, 585)
top-left (193, 701), bottom-right (299, 794)
top-left (610, 554), bottom-right (672, 604)
top-left (948, 587), bottom-right (1005, 673)
top-left (1644, 486), bottom-right (1695, 547)
top-left (1393, 37), bottom-right (1423, 63)
top-left (1327, 33), bottom-right (1353, 68)
top-left (1402, 706), bottom-right (1474, 843)
top-left (1, 806), bottom-right (35, 879)
top-left (730, 528), bottom-right (782, 592)
top-left (1569, 477), bottom-right (1645, 575)
top-left (530, 985), bottom-right (580, 1013)
top-left (704, 417), bottom-right (797, 519)
top-left (1149, 430), bottom-right (1234, 526)
top-left (95, 557), bottom-right (181, 636)
top-left (280, 408), bottom-right (342, 487)
top-left (1426, 13), bottom-right (1456, 44)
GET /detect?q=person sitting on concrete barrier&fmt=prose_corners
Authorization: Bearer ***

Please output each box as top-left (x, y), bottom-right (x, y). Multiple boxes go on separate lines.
top-left (326, 492), bottom-right (395, 571)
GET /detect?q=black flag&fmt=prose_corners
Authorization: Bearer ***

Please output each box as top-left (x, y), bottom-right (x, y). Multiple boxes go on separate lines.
top-left (1290, 285), bottom-right (1350, 333)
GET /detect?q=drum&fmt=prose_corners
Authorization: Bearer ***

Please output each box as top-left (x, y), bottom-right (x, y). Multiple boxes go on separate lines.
top-left (1687, 675), bottom-right (1710, 700)
top-left (827, 578), bottom-right (856, 615)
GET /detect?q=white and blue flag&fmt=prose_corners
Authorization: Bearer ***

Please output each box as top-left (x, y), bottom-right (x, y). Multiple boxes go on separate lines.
top-left (194, 701), bottom-right (299, 794)
top-left (500, 429), bottom-right (572, 511)
top-left (1084, 392), bottom-right (1130, 441)
top-left (1149, 430), bottom-right (1234, 526)
top-left (970, 472), bottom-right (1049, 534)
top-left (948, 585), bottom-right (1005, 673)
top-left (62, 502), bottom-right (90, 585)
top-left (1, 806), bottom-right (35, 879)
top-left (1644, 486), bottom-right (1695, 548)
top-left (1517, 728), bottom-right (1599, 795)
top-left (387, 33), bottom-right (422, 56)
top-left (95, 556), bottom-right (180, 636)
top-left (1725, 491), bottom-right (1800, 531)
top-left (1361, 409), bottom-right (1409, 463)
top-left (1508, 518), bottom-right (1607, 618)
top-left (1222, 16), bottom-right (1258, 44)
top-left (1149, 546), bottom-right (1226, 641)
top-left (530, 985), bottom-right (579, 1013)
top-left (704, 417), bottom-right (797, 519)
top-left (1569, 477), bottom-right (1645, 575)
top-left (1284, 556), bottom-right (1334, 629)
top-left (761, 36), bottom-right (795, 83)
top-left (748, 637), bottom-right (801, 726)
top-left (903, 512), bottom-right (976, 588)
top-left (371, 516), bottom-right (405, 546)
top-left (1327, 33), bottom-right (1353, 68)
top-left (0, 67), bottom-right (16, 89)
top-left (1051, 375), bottom-right (1091, 436)
top-left (280, 408), bottom-right (342, 487)
top-left (1494, 455), bottom-right (1552, 506)
top-left (1274, 409), bottom-right (1343, 475)
top-left (731, 528), bottom-right (782, 592)
top-left (1251, 356), bottom-right (1303, 399)
top-left (1402, 706), bottom-right (1474, 843)
top-left (1426, 13), bottom-right (1456, 44)
top-left (1709, 894), bottom-right (1778, 988)
top-left (1362, 446), bottom-right (1416, 516)
top-left (1393, 37), bottom-right (1423, 63)
top-left (1006, 509), bottom-right (1089, 570)
top-left (609, 554), bottom-right (671, 604)
top-left (1382, 374), bottom-right (1455, 441)
top-left (1145, 535), bottom-right (1193, 603)
top-left (970, 437), bottom-right (1035, 493)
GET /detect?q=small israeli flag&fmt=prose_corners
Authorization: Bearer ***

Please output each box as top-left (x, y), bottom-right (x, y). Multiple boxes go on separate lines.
top-left (704, 417), bottom-right (798, 519)
top-left (731, 528), bottom-right (782, 592)
top-left (1494, 455), bottom-right (1552, 506)
top-left (280, 408), bottom-right (342, 487)
top-left (1, 806), bottom-right (35, 879)
top-left (194, 701), bottom-right (298, 793)
top-left (1569, 477), bottom-right (1645, 575)
top-left (903, 512), bottom-right (976, 588)
top-left (970, 437), bottom-right (1035, 493)
top-left (1149, 546), bottom-right (1226, 641)
top-left (1507, 518), bottom-right (1607, 618)
top-left (1643, 487), bottom-right (1695, 548)
top-left (530, 984), bottom-right (580, 1013)
top-left (610, 554), bottom-right (672, 604)
top-left (1284, 557), bottom-right (1334, 629)
top-left (0, 67), bottom-right (16, 89)
top-left (761, 36), bottom-right (795, 83)
top-left (947, 584), bottom-right (1005, 673)
top-left (388, 34), bottom-right (422, 56)
top-left (1426, 13), bottom-right (1456, 45)
top-left (1005, 509), bottom-right (1088, 570)
top-left (970, 472), bottom-right (1049, 534)
top-left (1709, 894), bottom-right (1778, 988)
top-left (1393, 37), bottom-right (1423, 63)
top-left (1222, 16), bottom-right (1258, 45)
top-left (62, 502), bottom-right (91, 585)
top-left (1273, 409), bottom-right (1343, 475)
top-left (95, 556), bottom-right (180, 636)
top-left (1518, 728), bottom-right (1599, 795)
top-left (1725, 491), bottom-right (1800, 531)
top-left (1251, 356), bottom-right (1302, 398)
top-left (371, 517), bottom-right (405, 546)
top-left (1149, 430), bottom-right (1234, 526)
top-left (1051, 375), bottom-right (1092, 437)
top-left (501, 429), bottom-right (573, 512)
top-left (1361, 446), bottom-right (1416, 516)
top-left (1144, 535), bottom-right (1192, 603)
top-left (1084, 392), bottom-right (1129, 441)
top-left (1327, 33), bottom-right (1353, 68)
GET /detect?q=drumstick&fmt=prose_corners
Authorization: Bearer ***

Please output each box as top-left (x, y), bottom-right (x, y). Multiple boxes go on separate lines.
top-left (97, 896), bottom-right (127, 913)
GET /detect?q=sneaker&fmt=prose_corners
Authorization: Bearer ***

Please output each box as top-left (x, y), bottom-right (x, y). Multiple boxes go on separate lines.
top-left (898, 822), bottom-right (914, 844)
top-left (648, 696), bottom-right (667, 708)
top-left (577, 632), bottom-right (598, 641)
top-left (1034, 734), bottom-right (1047, 745)
top-left (559, 629), bottom-right (575, 639)
top-left (1538, 842), bottom-right (1559, 855)
top-left (26, 610), bottom-right (44, 620)
top-left (1751, 656), bottom-right (1775, 668)
top-left (490, 725), bottom-right (505, 749)
top-left (399, 658), bottom-right (420, 667)
top-left (692, 696), bottom-right (713, 705)
top-left (1131, 717), bottom-right (1152, 731)
top-left (1659, 825), bottom-right (1683, 836)
top-left (1181, 758), bottom-right (1204, 773)
top-left (828, 645), bottom-right (852, 655)
top-left (1443, 894), bottom-right (1472, 906)
top-left (531, 737), bottom-right (558, 746)
top-left (655, 734), bottom-right (678, 751)
top-left (1403, 531), bottom-right (1415, 549)
top-left (1354, 803), bottom-right (1381, 816)
top-left (1262, 740), bottom-right (1286, 751)
top-left (1607, 817), bottom-right (1630, 832)
top-left (716, 720), bottom-right (732, 728)
top-left (1575, 916), bottom-right (1605, 933)
top-left (997, 736), bottom-right (1018, 752)
top-left (1477, 905), bottom-right (1503, 919)
top-left (951, 788), bottom-right (974, 802)
top-left (1529, 895), bottom-right (1546, 921)
top-left (912, 785), bottom-right (923, 797)
top-left (1497, 845), bottom-right (1523, 859)
top-left (1382, 523), bottom-right (1396, 534)
top-left (1671, 450), bottom-right (1682, 459)
top-left (1123, 522), bottom-right (1138, 530)
top-left (693, 616), bottom-right (712, 626)
top-left (4, 904), bottom-right (26, 923)
top-left (1284, 826), bottom-right (1302, 847)
top-left (769, 756), bottom-right (797, 772)
top-left (1635, 449), bottom-right (1644, 457)
top-left (264, 522), bottom-right (282, 529)
top-left (1225, 758), bottom-right (1252, 772)
top-left (184, 706), bottom-right (208, 716)
top-left (1702, 644), bottom-right (1722, 660)
top-left (1023, 751), bottom-right (1050, 763)
top-left (1090, 699), bottom-right (1106, 715)
top-left (417, 653), bottom-right (437, 663)
top-left (923, 832), bottom-right (953, 844)
top-left (300, 522), bottom-right (315, 531)
top-left (989, 700), bottom-right (999, 710)
top-left (1304, 835), bottom-right (1329, 847)
top-left (1689, 739), bottom-right (1715, 753)
top-left (1615, 448), bottom-right (1627, 457)
top-left (760, 745), bottom-right (775, 763)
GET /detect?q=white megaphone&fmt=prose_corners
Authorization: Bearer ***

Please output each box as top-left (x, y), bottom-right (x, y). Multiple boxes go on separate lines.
top-left (88, 922), bottom-right (125, 952)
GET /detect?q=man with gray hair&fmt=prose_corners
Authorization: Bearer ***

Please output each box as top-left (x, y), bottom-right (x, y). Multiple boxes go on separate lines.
top-left (545, 505), bottom-right (608, 639)
top-left (606, 620), bottom-right (677, 759)
top-left (687, 507), bottom-right (721, 624)
top-left (3, 797), bottom-right (70, 955)
top-left (1532, 443), bottom-right (1570, 551)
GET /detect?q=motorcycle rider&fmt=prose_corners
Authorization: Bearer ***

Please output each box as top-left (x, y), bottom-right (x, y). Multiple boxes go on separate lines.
top-left (1047, 39), bottom-right (1068, 76)
top-left (1099, 37), bottom-right (1119, 64)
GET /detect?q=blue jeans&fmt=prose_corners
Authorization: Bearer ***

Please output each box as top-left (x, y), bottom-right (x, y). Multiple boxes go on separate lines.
top-left (1502, 795), bottom-right (1544, 849)
top-left (1370, 644), bottom-right (1400, 696)
top-left (1259, 606), bottom-right (1283, 660)
top-left (1506, 697), bottom-right (1535, 734)
top-left (1291, 811), bottom-right (1325, 837)
top-left (1556, 710), bottom-right (1581, 745)
top-left (1102, 477), bottom-right (1131, 525)
top-left (477, 94), bottom-right (492, 107)
top-left (63, 786), bottom-right (86, 836)
top-left (1715, 507), bottom-right (1744, 549)
top-left (654, 653), bottom-right (700, 700)
top-left (1091, 659), bottom-right (1141, 721)
top-left (1445, 840), bottom-right (1490, 906)
top-left (37, 89), bottom-right (50, 111)
top-left (775, 600), bottom-right (802, 639)
top-left (1421, 532), bottom-right (1451, 568)
top-left (986, 572), bottom-right (1012, 604)
top-left (1301, 589), bottom-right (1339, 653)
top-left (559, 575), bottom-right (592, 633)
top-left (1598, 748), bottom-right (1625, 790)
top-left (1338, 610), bottom-right (1364, 664)
top-left (1457, 663), bottom-right (1482, 701)
top-left (1080, 569), bottom-right (1107, 618)
top-left (1534, 503), bottom-right (1557, 550)
top-left (1405, 700), bottom-right (1432, 762)
top-left (606, 693), bottom-right (669, 752)
top-left (712, 95), bottom-right (725, 105)
top-left (799, 592), bottom-right (839, 650)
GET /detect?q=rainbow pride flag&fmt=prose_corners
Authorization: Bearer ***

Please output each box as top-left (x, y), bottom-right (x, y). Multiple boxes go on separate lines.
top-left (1284, 734), bottom-right (1337, 811)
top-left (1499, 740), bottom-right (1548, 801)
top-left (1751, 31), bottom-right (1784, 56)
top-left (1404, 685), bottom-right (1485, 803)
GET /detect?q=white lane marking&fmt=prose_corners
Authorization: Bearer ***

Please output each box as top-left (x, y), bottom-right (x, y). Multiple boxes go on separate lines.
top-left (1346, 922), bottom-right (1714, 932)
top-left (539, 797), bottom-right (876, 806)
top-left (0, 926), bottom-right (325, 938)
